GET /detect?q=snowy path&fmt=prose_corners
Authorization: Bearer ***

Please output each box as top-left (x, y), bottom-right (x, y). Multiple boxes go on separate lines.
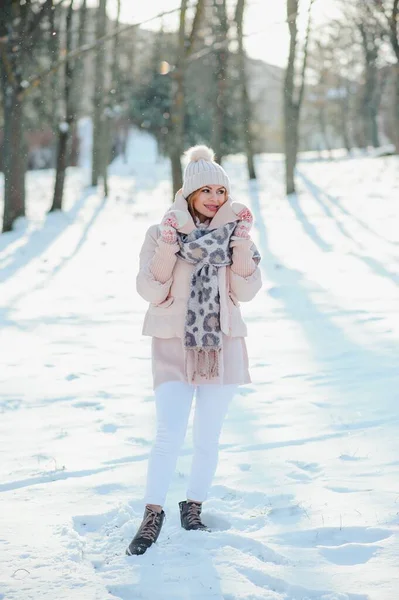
top-left (1, 147), bottom-right (399, 600)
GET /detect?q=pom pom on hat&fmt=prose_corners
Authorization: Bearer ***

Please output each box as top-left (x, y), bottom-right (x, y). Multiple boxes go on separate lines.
top-left (182, 145), bottom-right (231, 199)
top-left (185, 145), bottom-right (215, 163)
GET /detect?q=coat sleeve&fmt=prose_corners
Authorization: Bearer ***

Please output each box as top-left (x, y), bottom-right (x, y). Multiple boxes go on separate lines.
top-left (228, 238), bottom-right (262, 302)
top-left (136, 225), bottom-right (179, 305)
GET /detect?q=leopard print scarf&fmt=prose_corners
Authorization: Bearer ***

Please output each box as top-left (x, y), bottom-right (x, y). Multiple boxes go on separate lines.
top-left (177, 222), bottom-right (236, 382)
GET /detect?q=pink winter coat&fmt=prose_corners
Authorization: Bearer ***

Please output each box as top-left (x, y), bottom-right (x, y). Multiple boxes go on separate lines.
top-left (136, 194), bottom-right (262, 341)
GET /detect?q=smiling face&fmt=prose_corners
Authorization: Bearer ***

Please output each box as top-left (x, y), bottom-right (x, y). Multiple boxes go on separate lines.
top-left (188, 185), bottom-right (227, 222)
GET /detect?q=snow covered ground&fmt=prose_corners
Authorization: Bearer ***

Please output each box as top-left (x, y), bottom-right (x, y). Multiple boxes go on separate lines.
top-left (1, 133), bottom-right (399, 600)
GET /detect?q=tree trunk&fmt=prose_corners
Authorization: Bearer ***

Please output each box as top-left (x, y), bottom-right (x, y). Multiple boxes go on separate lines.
top-left (99, 0), bottom-right (121, 197)
top-left (170, 66), bottom-right (185, 194)
top-left (284, 0), bottom-right (314, 194)
top-left (212, 0), bottom-right (228, 164)
top-left (91, 0), bottom-right (107, 187)
top-left (171, 147), bottom-right (183, 196)
top-left (235, 0), bottom-right (256, 179)
top-left (339, 79), bottom-right (351, 153)
top-left (111, 0), bottom-right (121, 99)
top-left (363, 67), bottom-right (380, 148)
top-left (284, 104), bottom-right (299, 195)
top-left (49, 2), bottom-right (60, 132)
top-left (101, 114), bottom-right (111, 197)
top-left (50, 0), bottom-right (75, 212)
top-left (370, 105), bottom-right (380, 148)
top-left (395, 66), bottom-right (399, 151)
top-left (242, 79), bottom-right (256, 179)
top-left (389, 0), bottom-right (399, 152)
top-left (51, 127), bottom-right (69, 211)
top-left (284, 0), bottom-right (299, 195)
top-left (318, 105), bottom-right (331, 153)
top-left (169, 0), bottom-right (205, 198)
top-left (169, 1), bottom-right (187, 196)
top-left (2, 88), bottom-right (25, 232)
top-left (72, 0), bottom-right (87, 113)
top-left (341, 106), bottom-right (352, 153)
top-left (284, 0), bottom-right (313, 195)
top-left (359, 23), bottom-right (380, 148)
top-left (0, 5), bottom-right (26, 232)
top-left (212, 62), bottom-right (227, 166)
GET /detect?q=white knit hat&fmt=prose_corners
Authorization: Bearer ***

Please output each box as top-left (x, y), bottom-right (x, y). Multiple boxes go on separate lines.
top-left (182, 145), bottom-right (231, 199)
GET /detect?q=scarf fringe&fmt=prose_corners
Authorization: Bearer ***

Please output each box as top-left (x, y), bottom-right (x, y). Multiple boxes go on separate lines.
top-left (186, 347), bottom-right (221, 383)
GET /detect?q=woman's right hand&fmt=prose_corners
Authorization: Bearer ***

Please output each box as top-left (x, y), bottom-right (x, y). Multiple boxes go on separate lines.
top-left (231, 202), bottom-right (253, 240)
top-left (160, 209), bottom-right (188, 244)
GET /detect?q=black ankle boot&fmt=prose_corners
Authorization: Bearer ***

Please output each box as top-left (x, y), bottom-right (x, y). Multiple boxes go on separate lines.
top-left (179, 500), bottom-right (209, 531)
top-left (126, 506), bottom-right (166, 556)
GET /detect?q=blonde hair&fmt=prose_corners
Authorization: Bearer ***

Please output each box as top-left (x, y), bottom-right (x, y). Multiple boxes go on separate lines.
top-left (187, 189), bottom-right (202, 222)
top-left (187, 187), bottom-right (227, 223)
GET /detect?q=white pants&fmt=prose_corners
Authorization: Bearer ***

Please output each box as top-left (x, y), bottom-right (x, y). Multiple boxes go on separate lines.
top-left (144, 381), bottom-right (237, 507)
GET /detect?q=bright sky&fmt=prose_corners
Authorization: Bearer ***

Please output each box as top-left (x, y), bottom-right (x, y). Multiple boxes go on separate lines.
top-left (98, 0), bottom-right (341, 69)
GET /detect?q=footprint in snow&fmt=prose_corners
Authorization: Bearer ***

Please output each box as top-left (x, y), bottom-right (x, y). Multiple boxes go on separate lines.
top-left (339, 453), bottom-right (367, 461)
top-left (93, 483), bottom-right (125, 495)
top-left (320, 543), bottom-right (381, 566)
top-left (205, 531), bottom-right (288, 565)
top-left (326, 485), bottom-right (373, 494)
top-left (65, 373), bottom-right (80, 381)
top-left (238, 463), bottom-right (251, 471)
top-left (267, 503), bottom-right (305, 524)
top-left (73, 401), bottom-right (104, 410)
top-left (97, 390), bottom-right (112, 399)
top-left (234, 564), bottom-right (368, 600)
top-left (237, 386), bottom-right (256, 396)
top-left (312, 400), bottom-right (334, 408)
top-left (288, 460), bottom-right (321, 483)
top-left (101, 423), bottom-right (118, 433)
top-left (127, 436), bottom-right (152, 446)
top-left (286, 460), bottom-right (321, 483)
top-left (211, 484), bottom-right (264, 505)
top-left (288, 460), bottom-right (321, 473)
top-left (272, 525), bottom-right (392, 548)
top-left (201, 512), bottom-right (231, 531)
top-left (0, 398), bottom-right (22, 412)
top-left (286, 470), bottom-right (312, 483)
top-left (107, 584), bottom-right (145, 600)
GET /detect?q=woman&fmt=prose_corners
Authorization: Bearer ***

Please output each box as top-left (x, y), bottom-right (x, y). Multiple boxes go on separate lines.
top-left (126, 145), bottom-right (262, 556)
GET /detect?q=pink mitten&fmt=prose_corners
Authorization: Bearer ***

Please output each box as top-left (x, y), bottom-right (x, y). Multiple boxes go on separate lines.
top-left (231, 202), bottom-right (253, 240)
top-left (159, 209), bottom-right (188, 244)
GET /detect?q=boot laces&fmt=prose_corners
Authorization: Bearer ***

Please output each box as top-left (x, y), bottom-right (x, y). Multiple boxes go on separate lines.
top-left (139, 509), bottom-right (161, 541)
top-left (187, 502), bottom-right (203, 527)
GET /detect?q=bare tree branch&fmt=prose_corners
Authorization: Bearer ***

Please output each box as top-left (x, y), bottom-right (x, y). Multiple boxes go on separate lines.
top-left (26, 0), bottom-right (52, 34)
top-left (297, 0), bottom-right (314, 108)
top-left (19, 5), bottom-right (194, 96)
top-left (187, 0), bottom-right (205, 55)
top-left (390, 0), bottom-right (399, 59)
top-left (0, 42), bottom-right (17, 88)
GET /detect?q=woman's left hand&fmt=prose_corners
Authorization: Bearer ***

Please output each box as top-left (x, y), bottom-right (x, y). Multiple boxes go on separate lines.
top-left (231, 202), bottom-right (253, 240)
